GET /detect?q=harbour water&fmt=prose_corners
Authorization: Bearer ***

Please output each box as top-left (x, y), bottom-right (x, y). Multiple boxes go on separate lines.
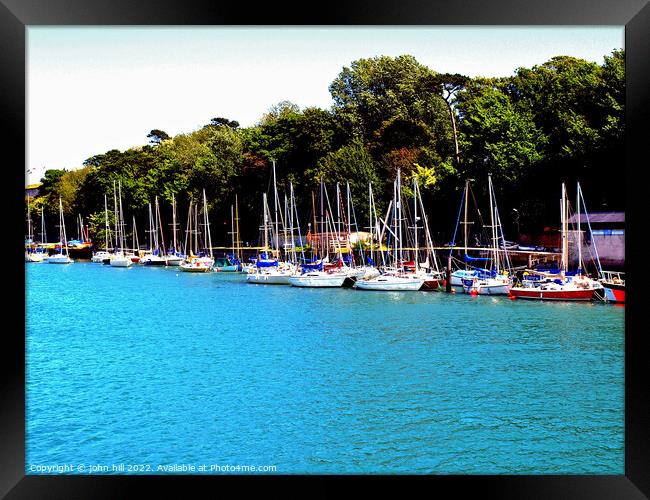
top-left (26, 262), bottom-right (624, 474)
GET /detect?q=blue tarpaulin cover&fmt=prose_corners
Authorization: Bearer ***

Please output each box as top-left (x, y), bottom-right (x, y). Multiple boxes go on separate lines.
top-left (257, 259), bottom-right (278, 268)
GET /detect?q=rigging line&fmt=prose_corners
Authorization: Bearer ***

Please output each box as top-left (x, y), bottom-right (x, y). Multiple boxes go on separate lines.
top-left (579, 185), bottom-right (603, 277)
top-left (468, 184), bottom-right (490, 244)
top-left (347, 185), bottom-right (365, 263)
top-left (449, 186), bottom-right (465, 257)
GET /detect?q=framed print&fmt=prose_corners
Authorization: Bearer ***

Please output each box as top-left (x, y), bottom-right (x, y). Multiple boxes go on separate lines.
top-left (3, 0), bottom-right (649, 497)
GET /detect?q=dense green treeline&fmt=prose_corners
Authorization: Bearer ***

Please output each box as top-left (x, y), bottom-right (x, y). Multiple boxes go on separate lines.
top-left (30, 50), bottom-right (624, 246)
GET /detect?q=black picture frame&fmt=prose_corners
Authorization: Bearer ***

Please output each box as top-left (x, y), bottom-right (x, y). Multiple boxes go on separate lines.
top-left (3, 1), bottom-right (648, 497)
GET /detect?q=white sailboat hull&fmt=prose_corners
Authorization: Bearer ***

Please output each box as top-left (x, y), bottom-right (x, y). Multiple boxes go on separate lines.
top-left (179, 258), bottom-right (213, 272)
top-left (110, 256), bottom-right (133, 267)
top-left (47, 254), bottom-right (73, 264)
top-left (141, 255), bottom-right (167, 266)
top-left (451, 270), bottom-right (478, 287)
top-left (91, 252), bottom-right (111, 263)
top-left (463, 280), bottom-right (511, 295)
top-left (246, 271), bottom-right (292, 285)
top-left (354, 275), bottom-right (424, 291)
top-left (165, 256), bottom-right (184, 266)
top-left (288, 273), bottom-right (347, 288)
top-left (25, 252), bottom-right (45, 263)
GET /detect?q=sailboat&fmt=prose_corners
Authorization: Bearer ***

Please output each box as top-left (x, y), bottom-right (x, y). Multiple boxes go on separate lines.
top-left (359, 182), bottom-right (383, 281)
top-left (46, 197), bottom-right (73, 264)
top-left (127, 216), bottom-right (141, 263)
top-left (288, 181), bottom-right (347, 288)
top-left (246, 195), bottom-right (294, 284)
top-left (164, 193), bottom-right (184, 266)
top-left (288, 179), bottom-right (348, 288)
top-left (247, 162), bottom-right (295, 284)
top-left (141, 197), bottom-right (167, 266)
top-left (355, 169), bottom-right (425, 291)
top-left (461, 175), bottom-right (512, 295)
top-left (109, 180), bottom-right (133, 267)
top-left (92, 194), bottom-right (113, 263)
top-left (66, 214), bottom-right (93, 259)
top-left (449, 180), bottom-right (480, 288)
top-left (336, 182), bottom-right (374, 285)
top-left (25, 197), bottom-right (45, 262)
top-left (510, 183), bottom-right (600, 301)
top-left (572, 184), bottom-right (624, 304)
top-left (214, 198), bottom-right (242, 272)
top-left (405, 175), bottom-right (443, 290)
top-left (180, 190), bottom-right (215, 272)
top-left (600, 271), bottom-right (625, 303)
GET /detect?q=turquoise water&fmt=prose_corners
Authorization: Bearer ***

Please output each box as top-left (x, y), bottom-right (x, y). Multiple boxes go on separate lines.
top-left (26, 262), bottom-right (624, 474)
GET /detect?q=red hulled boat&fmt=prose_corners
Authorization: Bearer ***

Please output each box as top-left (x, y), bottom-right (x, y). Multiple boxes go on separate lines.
top-left (600, 271), bottom-right (625, 303)
top-left (509, 183), bottom-right (602, 302)
top-left (509, 280), bottom-right (596, 301)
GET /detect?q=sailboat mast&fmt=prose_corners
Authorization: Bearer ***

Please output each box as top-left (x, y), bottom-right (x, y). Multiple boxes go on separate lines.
top-left (153, 197), bottom-right (159, 252)
top-left (157, 196), bottom-right (166, 255)
top-left (262, 193), bottom-right (269, 254)
top-left (59, 197), bottom-right (68, 256)
top-left (413, 175), bottom-right (419, 270)
top-left (27, 197), bottom-right (32, 242)
top-left (561, 184), bottom-right (568, 274)
top-left (194, 203), bottom-right (199, 253)
top-left (418, 181), bottom-right (439, 273)
top-left (231, 204), bottom-right (235, 258)
top-left (336, 182), bottom-right (341, 241)
top-left (113, 181), bottom-right (119, 250)
top-left (172, 193), bottom-right (177, 252)
top-left (185, 201), bottom-right (192, 256)
top-left (311, 191), bottom-right (317, 261)
top-left (391, 178), bottom-right (396, 268)
top-left (41, 210), bottom-right (47, 244)
top-left (290, 183), bottom-right (306, 264)
top-left (104, 194), bottom-right (109, 250)
top-left (464, 180), bottom-right (469, 269)
top-left (147, 203), bottom-right (154, 252)
top-left (235, 194), bottom-right (241, 261)
top-left (284, 194), bottom-right (289, 261)
top-left (346, 182), bottom-right (352, 243)
top-left (577, 182), bottom-right (582, 275)
top-left (201, 189), bottom-right (212, 258)
top-left (368, 182), bottom-right (374, 265)
top-left (272, 161), bottom-right (280, 258)
top-left (132, 215), bottom-right (137, 253)
top-left (118, 181), bottom-right (126, 252)
top-left (578, 183), bottom-right (603, 277)
top-left (397, 169), bottom-right (403, 266)
top-left (320, 177), bottom-right (324, 259)
top-left (487, 175), bottom-right (499, 274)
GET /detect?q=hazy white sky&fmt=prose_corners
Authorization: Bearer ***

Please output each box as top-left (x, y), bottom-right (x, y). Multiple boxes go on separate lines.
top-left (26, 26), bottom-right (623, 184)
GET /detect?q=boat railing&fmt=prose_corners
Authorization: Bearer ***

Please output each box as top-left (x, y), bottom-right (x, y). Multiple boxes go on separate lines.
top-left (601, 270), bottom-right (625, 283)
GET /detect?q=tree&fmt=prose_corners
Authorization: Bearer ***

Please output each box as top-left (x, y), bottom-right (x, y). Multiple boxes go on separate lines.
top-left (209, 117), bottom-right (240, 129)
top-left (509, 56), bottom-right (606, 161)
top-left (329, 55), bottom-right (453, 151)
top-left (57, 166), bottom-right (92, 215)
top-left (456, 80), bottom-right (547, 186)
top-left (259, 101), bottom-right (301, 126)
top-left (312, 138), bottom-right (380, 224)
top-left (147, 129), bottom-right (170, 145)
top-left (424, 73), bottom-right (470, 167)
top-left (186, 125), bottom-right (243, 206)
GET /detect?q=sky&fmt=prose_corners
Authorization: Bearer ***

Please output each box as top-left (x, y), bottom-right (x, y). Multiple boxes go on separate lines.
top-left (26, 26), bottom-right (624, 185)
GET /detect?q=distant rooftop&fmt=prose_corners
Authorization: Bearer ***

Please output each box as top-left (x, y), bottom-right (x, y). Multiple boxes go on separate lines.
top-left (25, 183), bottom-right (42, 190)
top-left (567, 211), bottom-right (624, 224)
